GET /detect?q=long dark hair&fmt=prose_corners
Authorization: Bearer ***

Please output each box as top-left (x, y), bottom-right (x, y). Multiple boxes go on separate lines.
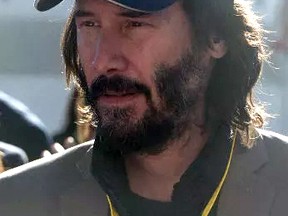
top-left (61, 0), bottom-right (268, 147)
top-left (181, 0), bottom-right (268, 146)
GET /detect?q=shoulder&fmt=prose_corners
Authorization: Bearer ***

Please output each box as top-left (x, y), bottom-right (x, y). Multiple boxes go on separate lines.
top-left (234, 129), bottom-right (288, 166)
top-left (0, 141), bottom-right (106, 216)
top-left (252, 130), bottom-right (288, 215)
top-left (0, 140), bottom-right (94, 196)
top-left (249, 129), bottom-right (288, 186)
top-left (233, 129), bottom-right (288, 184)
top-left (256, 129), bottom-right (288, 158)
top-left (257, 128), bottom-right (288, 143)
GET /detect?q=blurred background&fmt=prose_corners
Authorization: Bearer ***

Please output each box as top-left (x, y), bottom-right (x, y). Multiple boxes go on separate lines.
top-left (0, 0), bottom-right (74, 136)
top-left (0, 0), bottom-right (288, 137)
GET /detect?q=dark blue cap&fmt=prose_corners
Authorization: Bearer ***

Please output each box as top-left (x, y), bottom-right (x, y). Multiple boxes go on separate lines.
top-left (34, 0), bottom-right (177, 12)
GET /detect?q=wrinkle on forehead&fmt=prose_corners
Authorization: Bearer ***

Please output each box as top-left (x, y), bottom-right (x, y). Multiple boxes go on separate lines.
top-left (74, 0), bottom-right (177, 23)
top-left (75, 0), bottom-right (99, 9)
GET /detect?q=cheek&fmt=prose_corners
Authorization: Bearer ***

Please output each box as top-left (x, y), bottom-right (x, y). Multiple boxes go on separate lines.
top-left (127, 35), bottom-right (191, 109)
top-left (77, 43), bottom-right (96, 86)
top-left (130, 21), bottom-right (191, 78)
top-left (127, 52), bottom-right (160, 108)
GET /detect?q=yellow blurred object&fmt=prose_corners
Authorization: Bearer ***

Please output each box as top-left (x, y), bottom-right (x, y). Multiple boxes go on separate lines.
top-left (0, 151), bottom-right (5, 173)
top-left (76, 95), bottom-right (95, 144)
top-left (106, 195), bottom-right (119, 216)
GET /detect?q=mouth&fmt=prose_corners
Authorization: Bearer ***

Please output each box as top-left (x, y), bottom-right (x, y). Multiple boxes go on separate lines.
top-left (104, 90), bottom-right (137, 97)
top-left (98, 91), bottom-right (141, 106)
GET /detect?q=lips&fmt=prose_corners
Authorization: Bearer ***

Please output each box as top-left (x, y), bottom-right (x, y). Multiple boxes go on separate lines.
top-left (98, 91), bottom-right (140, 106)
top-left (104, 91), bottom-right (137, 97)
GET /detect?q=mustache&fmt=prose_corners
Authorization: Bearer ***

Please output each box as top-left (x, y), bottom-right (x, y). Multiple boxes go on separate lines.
top-left (88, 75), bottom-right (151, 101)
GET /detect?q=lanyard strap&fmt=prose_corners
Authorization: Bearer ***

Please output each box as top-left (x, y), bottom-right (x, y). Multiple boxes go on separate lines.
top-left (107, 195), bottom-right (119, 216)
top-left (201, 131), bottom-right (236, 215)
top-left (107, 132), bottom-right (237, 216)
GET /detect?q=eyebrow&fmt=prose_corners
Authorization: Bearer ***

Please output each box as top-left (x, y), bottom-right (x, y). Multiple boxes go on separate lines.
top-left (117, 10), bottom-right (151, 18)
top-left (74, 9), bottom-right (95, 18)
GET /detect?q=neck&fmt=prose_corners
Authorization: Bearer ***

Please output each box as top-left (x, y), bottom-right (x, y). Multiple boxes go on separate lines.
top-left (125, 123), bottom-right (209, 202)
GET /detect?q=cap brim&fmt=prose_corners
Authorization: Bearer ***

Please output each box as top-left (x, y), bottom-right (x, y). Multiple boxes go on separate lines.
top-left (34, 0), bottom-right (64, 11)
top-left (34, 0), bottom-right (176, 12)
top-left (106, 0), bottom-right (176, 12)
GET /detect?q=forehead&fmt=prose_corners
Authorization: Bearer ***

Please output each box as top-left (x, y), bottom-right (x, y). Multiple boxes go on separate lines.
top-left (75, 0), bottom-right (185, 25)
top-left (74, 0), bottom-right (178, 12)
top-left (74, 0), bottom-right (146, 19)
top-left (75, 0), bottom-right (129, 11)
top-left (74, 0), bottom-right (181, 18)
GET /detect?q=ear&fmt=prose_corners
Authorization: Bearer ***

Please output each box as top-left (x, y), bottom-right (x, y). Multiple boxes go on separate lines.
top-left (208, 36), bottom-right (228, 59)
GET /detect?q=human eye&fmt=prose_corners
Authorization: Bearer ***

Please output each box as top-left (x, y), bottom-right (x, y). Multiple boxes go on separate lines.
top-left (124, 20), bottom-right (148, 29)
top-left (83, 20), bottom-right (96, 27)
top-left (76, 19), bottom-right (100, 29)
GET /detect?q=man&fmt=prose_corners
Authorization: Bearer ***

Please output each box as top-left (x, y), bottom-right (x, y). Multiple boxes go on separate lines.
top-left (0, 0), bottom-right (287, 215)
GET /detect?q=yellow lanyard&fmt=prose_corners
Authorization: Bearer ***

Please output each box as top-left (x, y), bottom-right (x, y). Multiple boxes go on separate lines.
top-left (107, 132), bottom-right (237, 216)
top-left (201, 131), bottom-right (236, 215)
top-left (107, 195), bottom-right (119, 216)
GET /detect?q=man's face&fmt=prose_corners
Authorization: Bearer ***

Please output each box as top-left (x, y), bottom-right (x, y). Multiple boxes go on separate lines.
top-left (75, 0), bottom-right (214, 154)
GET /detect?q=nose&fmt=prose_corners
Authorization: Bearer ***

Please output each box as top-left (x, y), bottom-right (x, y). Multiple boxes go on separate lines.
top-left (91, 31), bottom-right (129, 76)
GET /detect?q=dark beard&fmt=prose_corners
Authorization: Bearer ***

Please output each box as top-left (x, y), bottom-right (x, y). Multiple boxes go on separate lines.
top-left (94, 107), bottom-right (175, 155)
top-left (84, 51), bottom-right (209, 156)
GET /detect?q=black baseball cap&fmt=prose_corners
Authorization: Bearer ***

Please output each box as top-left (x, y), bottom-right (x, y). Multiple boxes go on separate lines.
top-left (34, 0), bottom-right (177, 12)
